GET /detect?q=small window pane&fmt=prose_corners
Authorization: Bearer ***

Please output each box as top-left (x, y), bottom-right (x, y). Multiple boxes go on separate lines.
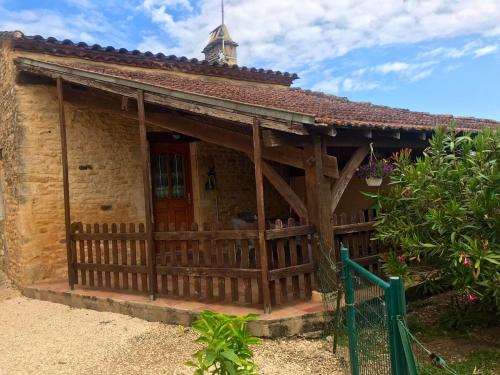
top-left (171, 154), bottom-right (185, 198)
top-left (154, 154), bottom-right (169, 199)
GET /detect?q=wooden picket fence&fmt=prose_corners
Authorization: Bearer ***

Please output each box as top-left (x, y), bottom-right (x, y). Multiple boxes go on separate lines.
top-left (70, 222), bottom-right (149, 292)
top-left (69, 218), bottom-right (316, 307)
top-left (332, 209), bottom-right (382, 273)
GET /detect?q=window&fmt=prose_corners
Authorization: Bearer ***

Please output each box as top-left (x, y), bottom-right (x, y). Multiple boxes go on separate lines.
top-left (153, 153), bottom-right (185, 200)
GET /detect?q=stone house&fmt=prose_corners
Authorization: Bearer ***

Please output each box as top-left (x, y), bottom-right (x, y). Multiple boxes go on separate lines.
top-left (0, 25), bottom-right (498, 313)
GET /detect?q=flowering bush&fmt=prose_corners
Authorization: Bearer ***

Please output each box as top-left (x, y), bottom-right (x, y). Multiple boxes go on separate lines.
top-left (358, 159), bottom-right (393, 179)
top-left (369, 127), bottom-right (500, 310)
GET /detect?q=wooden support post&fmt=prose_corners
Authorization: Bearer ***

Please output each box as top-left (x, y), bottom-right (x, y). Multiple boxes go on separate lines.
top-left (304, 136), bottom-right (334, 261)
top-left (252, 118), bottom-right (272, 314)
top-left (330, 145), bottom-right (370, 214)
top-left (137, 90), bottom-right (157, 300)
top-left (56, 78), bottom-right (75, 290)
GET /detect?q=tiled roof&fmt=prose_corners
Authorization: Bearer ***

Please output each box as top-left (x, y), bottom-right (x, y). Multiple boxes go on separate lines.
top-left (1, 31), bottom-right (297, 85)
top-left (4, 31), bottom-right (499, 131)
top-left (57, 61), bottom-right (500, 131)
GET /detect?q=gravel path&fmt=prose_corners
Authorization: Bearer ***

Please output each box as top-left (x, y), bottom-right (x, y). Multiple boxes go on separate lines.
top-left (0, 272), bottom-right (342, 374)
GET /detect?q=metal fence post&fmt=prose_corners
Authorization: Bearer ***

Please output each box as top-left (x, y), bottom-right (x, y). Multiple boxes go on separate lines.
top-left (341, 245), bottom-right (359, 375)
top-left (387, 276), bottom-right (407, 375)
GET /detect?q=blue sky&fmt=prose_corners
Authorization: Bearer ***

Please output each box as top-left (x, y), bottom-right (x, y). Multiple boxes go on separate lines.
top-left (1, 0), bottom-right (499, 120)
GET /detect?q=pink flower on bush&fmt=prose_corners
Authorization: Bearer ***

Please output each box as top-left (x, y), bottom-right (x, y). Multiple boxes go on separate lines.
top-left (397, 255), bottom-right (406, 263)
top-left (463, 257), bottom-right (471, 267)
top-left (467, 294), bottom-right (477, 303)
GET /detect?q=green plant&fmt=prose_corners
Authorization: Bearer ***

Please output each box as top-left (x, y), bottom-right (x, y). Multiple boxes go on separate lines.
top-left (380, 251), bottom-right (411, 281)
top-left (369, 127), bottom-right (500, 309)
top-left (186, 310), bottom-right (262, 375)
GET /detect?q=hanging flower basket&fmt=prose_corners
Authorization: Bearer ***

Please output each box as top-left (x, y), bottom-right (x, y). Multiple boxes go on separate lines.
top-left (358, 144), bottom-right (393, 186)
top-left (365, 176), bottom-right (384, 186)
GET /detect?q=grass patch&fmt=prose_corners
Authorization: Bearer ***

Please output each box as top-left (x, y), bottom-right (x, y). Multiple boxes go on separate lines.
top-left (417, 350), bottom-right (500, 375)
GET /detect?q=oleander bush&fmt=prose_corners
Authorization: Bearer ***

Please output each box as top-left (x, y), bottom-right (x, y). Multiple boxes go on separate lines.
top-left (370, 127), bottom-right (500, 310)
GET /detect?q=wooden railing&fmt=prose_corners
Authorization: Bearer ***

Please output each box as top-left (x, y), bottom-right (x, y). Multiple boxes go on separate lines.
top-left (333, 209), bottom-right (382, 273)
top-left (265, 218), bottom-right (316, 305)
top-left (70, 223), bottom-right (149, 293)
top-left (69, 218), bottom-right (317, 308)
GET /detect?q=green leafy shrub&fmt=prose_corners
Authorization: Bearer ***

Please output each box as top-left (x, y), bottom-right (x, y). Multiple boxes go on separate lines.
top-left (186, 310), bottom-right (262, 374)
top-left (370, 127), bottom-right (500, 309)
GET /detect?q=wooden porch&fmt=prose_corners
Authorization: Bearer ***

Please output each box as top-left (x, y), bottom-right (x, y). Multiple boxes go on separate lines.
top-left (14, 57), bottom-right (429, 314)
top-left (69, 218), bottom-right (316, 308)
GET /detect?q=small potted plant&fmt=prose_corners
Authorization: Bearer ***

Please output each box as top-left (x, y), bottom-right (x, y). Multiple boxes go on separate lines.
top-left (358, 158), bottom-right (393, 186)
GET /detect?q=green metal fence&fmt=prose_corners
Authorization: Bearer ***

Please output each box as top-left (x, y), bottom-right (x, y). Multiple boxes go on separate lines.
top-left (341, 245), bottom-right (417, 375)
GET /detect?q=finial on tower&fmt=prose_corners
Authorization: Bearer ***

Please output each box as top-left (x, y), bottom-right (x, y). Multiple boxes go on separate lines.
top-left (221, 0), bottom-right (224, 25)
top-left (202, 0), bottom-right (238, 65)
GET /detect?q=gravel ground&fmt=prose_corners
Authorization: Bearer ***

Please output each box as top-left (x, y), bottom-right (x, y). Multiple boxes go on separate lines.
top-left (0, 271), bottom-right (342, 375)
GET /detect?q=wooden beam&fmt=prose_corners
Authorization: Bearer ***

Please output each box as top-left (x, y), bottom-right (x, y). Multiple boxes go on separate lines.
top-left (137, 90), bottom-right (157, 300)
top-left (330, 145), bottom-right (370, 214)
top-left (250, 157), bottom-right (308, 221)
top-left (132, 110), bottom-right (339, 178)
top-left (314, 136), bottom-right (334, 254)
top-left (56, 78), bottom-right (74, 290)
top-left (15, 57), bottom-right (312, 135)
top-left (326, 138), bottom-right (428, 149)
top-left (252, 118), bottom-right (272, 314)
top-left (262, 129), bottom-right (288, 147)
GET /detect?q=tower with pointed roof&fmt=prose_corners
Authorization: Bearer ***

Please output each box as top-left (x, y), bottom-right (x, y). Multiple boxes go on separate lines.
top-left (202, 1), bottom-right (238, 65)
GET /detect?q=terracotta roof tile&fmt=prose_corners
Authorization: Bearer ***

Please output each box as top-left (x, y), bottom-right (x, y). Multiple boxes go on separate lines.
top-left (4, 31), bottom-right (498, 131)
top-left (62, 61), bottom-right (499, 131)
top-left (1, 31), bottom-right (297, 85)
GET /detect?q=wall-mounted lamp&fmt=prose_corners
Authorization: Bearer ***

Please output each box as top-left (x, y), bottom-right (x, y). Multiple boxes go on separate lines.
top-left (205, 166), bottom-right (217, 191)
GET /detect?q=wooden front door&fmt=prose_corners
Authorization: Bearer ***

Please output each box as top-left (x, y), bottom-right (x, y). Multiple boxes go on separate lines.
top-left (151, 142), bottom-right (194, 230)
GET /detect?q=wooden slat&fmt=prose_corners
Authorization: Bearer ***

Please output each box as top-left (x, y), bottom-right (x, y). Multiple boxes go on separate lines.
top-left (154, 230), bottom-right (259, 241)
top-left (70, 224), bottom-right (77, 285)
top-left (94, 223), bottom-right (103, 288)
top-left (86, 224), bottom-right (94, 287)
top-left (119, 223), bottom-right (128, 289)
top-left (157, 222), bottom-right (168, 295)
top-left (102, 224), bottom-right (111, 288)
top-left (72, 233), bottom-right (146, 240)
top-left (333, 221), bottom-right (375, 235)
top-left (192, 223), bottom-right (201, 299)
top-left (130, 223), bottom-right (138, 291)
top-left (180, 223), bottom-right (190, 298)
top-left (139, 223), bottom-right (148, 292)
top-left (76, 264), bottom-right (148, 273)
top-left (77, 222), bottom-right (86, 286)
top-left (268, 263), bottom-right (315, 280)
top-left (169, 223), bottom-right (179, 296)
top-left (265, 225), bottom-right (315, 240)
top-left (111, 224), bottom-right (119, 289)
top-left (155, 266), bottom-right (260, 278)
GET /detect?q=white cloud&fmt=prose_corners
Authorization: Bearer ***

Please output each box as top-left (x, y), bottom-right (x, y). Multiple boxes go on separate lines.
top-left (473, 44), bottom-right (498, 57)
top-left (375, 62), bottom-right (411, 74)
top-left (138, 0), bottom-right (500, 69)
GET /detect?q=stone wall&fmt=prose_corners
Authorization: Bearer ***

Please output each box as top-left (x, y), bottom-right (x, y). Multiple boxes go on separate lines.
top-left (1, 66), bottom-right (145, 286)
top-left (192, 142), bottom-right (290, 227)
top-left (0, 42), bottom-right (22, 280)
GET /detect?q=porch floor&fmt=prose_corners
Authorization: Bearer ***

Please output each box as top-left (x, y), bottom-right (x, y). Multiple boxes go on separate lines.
top-left (23, 280), bottom-right (327, 338)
